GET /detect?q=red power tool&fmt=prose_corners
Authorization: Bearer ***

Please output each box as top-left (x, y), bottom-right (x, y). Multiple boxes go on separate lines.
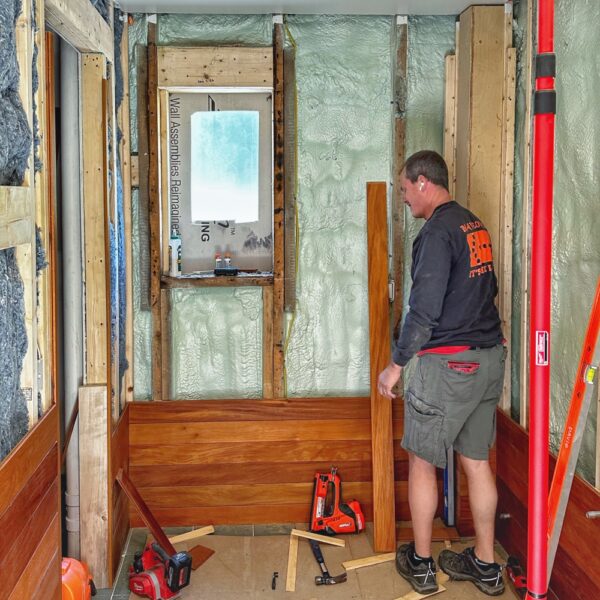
top-left (309, 466), bottom-right (365, 535)
top-left (129, 542), bottom-right (192, 600)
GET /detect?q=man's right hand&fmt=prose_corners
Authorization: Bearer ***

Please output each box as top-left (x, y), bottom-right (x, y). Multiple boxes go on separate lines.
top-left (377, 362), bottom-right (403, 399)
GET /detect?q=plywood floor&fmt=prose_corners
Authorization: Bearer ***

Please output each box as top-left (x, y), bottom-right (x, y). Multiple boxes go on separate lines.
top-left (119, 524), bottom-right (519, 600)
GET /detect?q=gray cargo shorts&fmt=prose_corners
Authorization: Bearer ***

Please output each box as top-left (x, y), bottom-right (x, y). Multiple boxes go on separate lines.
top-left (401, 345), bottom-right (507, 468)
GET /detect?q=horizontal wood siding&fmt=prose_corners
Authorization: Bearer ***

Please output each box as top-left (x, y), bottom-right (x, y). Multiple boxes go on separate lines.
top-left (496, 409), bottom-right (600, 600)
top-left (0, 407), bottom-right (60, 599)
top-left (129, 399), bottom-right (446, 527)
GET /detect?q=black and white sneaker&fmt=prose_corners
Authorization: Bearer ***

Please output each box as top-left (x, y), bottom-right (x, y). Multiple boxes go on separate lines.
top-left (438, 546), bottom-right (505, 596)
top-left (395, 542), bottom-right (438, 594)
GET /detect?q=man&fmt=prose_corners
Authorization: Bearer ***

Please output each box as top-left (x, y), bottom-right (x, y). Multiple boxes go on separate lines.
top-left (378, 150), bottom-right (506, 596)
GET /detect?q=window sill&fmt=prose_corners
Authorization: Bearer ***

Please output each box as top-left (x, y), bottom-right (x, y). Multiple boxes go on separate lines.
top-left (161, 273), bottom-right (273, 288)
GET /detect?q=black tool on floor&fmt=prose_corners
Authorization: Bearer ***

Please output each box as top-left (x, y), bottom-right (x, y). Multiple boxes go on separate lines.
top-left (309, 539), bottom-right (347, 586)
top-left (271, 571), bottom-right (278, 590)
top-left (505, 556), bottom-right (527, 598)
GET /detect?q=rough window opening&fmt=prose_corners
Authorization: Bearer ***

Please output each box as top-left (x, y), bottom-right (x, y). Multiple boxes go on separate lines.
top-left (168, 91), bottom-right (273, 274)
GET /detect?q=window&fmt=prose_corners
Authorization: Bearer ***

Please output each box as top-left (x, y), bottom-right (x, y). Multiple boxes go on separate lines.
top-left (168, 91), bottom-right (272, 273)
top-left (190, 111), bottom-right (260, 224)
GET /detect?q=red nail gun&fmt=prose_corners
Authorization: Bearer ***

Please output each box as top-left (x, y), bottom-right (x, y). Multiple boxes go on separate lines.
top-left (309, 466), bottom-right (365, 535)
top-left (129, 542), bottom-right (192, 600)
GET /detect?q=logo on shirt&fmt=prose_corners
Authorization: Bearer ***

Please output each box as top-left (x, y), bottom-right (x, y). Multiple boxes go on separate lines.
top-left (461, 222), bottom-right (494, 278)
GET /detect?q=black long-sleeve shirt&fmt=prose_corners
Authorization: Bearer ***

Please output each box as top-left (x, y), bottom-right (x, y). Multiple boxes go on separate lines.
top-left (392, 201), bottom-right (503, 367)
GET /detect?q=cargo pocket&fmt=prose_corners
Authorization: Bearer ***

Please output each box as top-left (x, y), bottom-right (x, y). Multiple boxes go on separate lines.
top-left (402, 390), bottom-right (445, 467)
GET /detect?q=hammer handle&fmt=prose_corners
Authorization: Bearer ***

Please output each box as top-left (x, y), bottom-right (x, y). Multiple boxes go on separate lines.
top-left (309, 539), bottom-right (330, 576)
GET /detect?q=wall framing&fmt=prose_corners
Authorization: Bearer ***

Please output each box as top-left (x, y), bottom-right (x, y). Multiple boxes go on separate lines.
top-left (147, 40), bottom-right (281, 401)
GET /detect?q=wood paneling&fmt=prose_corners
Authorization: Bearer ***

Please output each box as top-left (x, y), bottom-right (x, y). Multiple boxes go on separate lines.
top-left (110, 406), bottom-right (130, 579)
top-left (8, 519), bottom-right (60, 600)
top-left (496, 410), bottom-right (600, 599)
top-left (157, 47), bottom-right (273, 87)
top-left (128, 398), bottom-right (423, 533)
top-left (0, 407), bottom-right (57, 514)
top-left (0, 408), bottom-right (60, 600)
top-left (367, 182), bottom-right (396, 552)
top-left (130, 397), bottom-right (371, 422)
top-left (131, 419), bottom-right (374, 445)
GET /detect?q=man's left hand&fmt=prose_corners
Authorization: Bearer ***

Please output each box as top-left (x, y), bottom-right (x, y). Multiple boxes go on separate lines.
top-left (377, 362), bottom-right (403, 399)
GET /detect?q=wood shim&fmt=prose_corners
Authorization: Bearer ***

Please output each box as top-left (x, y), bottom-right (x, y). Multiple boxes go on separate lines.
top-left (285, 534), bottom-right (299, 592)
top-left (157, 47), bottom-right (273, 88)
top-left (168, 525), bottom-right (215, 545)
top-left (395, 573), bottom-right (450, 600)
top-left (342, 552), bottom-right (395, 571)
top-left (290, 529), bottom-right (346, 547)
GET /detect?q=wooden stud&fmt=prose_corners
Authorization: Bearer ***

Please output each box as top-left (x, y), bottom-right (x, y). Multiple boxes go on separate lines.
top-left (519, 0), bottom-right (534, 429)
top-left (367, 182), bottom-right (396, 553)
top-left (391, 19), bottom-right (407, 337)
top-left (168, 525), bottom-right (215, 545)
top-left (79, 385), bottom-right (109, 588)
top-left (15, 0), bottom-right (33, 189)
top-left (499, 47), bottom-right (516, 412)
top-left (273, 23), bottom-right (285, 398)
top-left (290, 529), bottom-right (346, 547)
top-left (106, 61), bottom-right (121, 421)
top-left (342, 552), bottom-right (395, 571)
top-left (262, 286), bottom-right (274, 399)
top-left (159, 90), bottom-right (170, 275)
top-left (285, 533), bottom-right (299, 592)
top-left (160, 289), bottom-right (171, 400)
top-left (15, 0), bottom-right (37, 428)
top-left (45, 0), bottom-right (113, 62)
top-left (157, 47), bottom-right (273, 88)
top-left (136, 45), bottom-right (151, 312)
top-left (81, 54), bottom-right (109, 385)
top-left (33, 0), bottom-right (53, 415)
top-left (443, 55), bottom-right (457, 199)
top-left (118, 19), bottom-right (135, 405)
top-left (148, 42), bottom-right (162, 401)
top-left (44, 32), bottom-right (59, 419)
top-left (455, 5), bottom-right (514, 414)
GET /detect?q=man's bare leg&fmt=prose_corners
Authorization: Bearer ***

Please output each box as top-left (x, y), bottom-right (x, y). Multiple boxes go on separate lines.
top-left (408, 452), bottom-right (438, 558)
top-left (459, 454), bottom-right (497, 563)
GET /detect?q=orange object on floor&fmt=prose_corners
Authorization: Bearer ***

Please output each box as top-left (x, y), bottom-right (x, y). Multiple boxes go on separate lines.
top-left (61, 557), bottom-right (96, 599)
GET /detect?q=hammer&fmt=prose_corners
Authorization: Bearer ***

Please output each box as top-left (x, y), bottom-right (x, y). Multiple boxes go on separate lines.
top-left (309, 539), bottom-right (347, 586)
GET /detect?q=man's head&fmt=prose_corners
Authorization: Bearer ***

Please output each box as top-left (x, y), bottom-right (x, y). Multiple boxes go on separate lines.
top-left (400, 150), bottom-right (450, 219)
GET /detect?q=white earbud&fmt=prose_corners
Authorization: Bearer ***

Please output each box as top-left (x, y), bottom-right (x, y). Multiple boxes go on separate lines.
top-left (419, 182), bottom-right (425, 191)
